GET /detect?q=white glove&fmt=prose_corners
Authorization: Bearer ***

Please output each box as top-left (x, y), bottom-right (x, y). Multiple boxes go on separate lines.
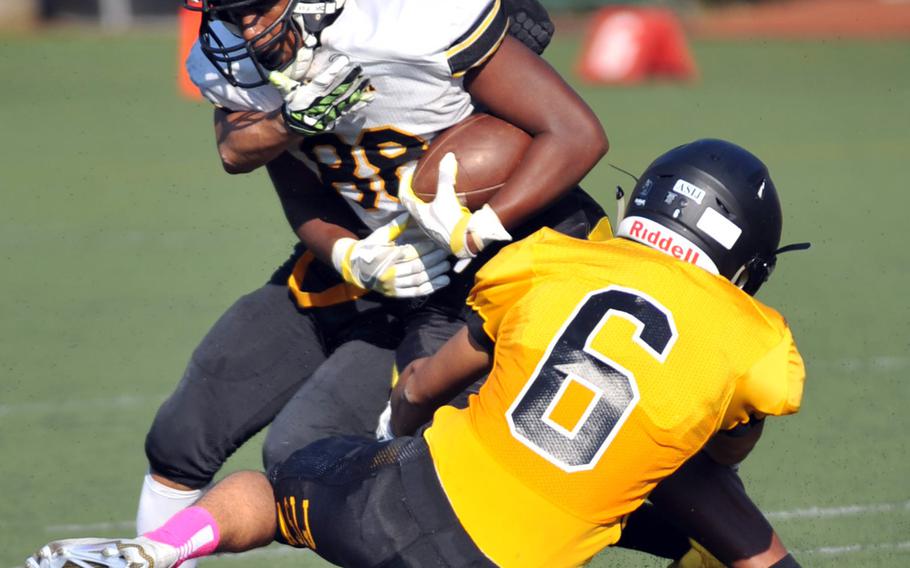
top-left (269, 54), bottom-right (374, 136)
top-left (398, 153), bottom-right (512, 259)
top-left (375, 400), bottom-right (394, 441)
top-left (331, 213), bottom-right (451, 298)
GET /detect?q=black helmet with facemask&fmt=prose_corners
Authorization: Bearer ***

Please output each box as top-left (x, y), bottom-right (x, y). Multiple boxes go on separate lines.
top-left (184, 0), bottom-right (345, 88)
top-left (616, 139), bottom-right (808, 295)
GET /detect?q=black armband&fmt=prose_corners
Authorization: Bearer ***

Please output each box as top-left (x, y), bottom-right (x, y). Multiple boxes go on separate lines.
top-left (466, 308), bottom-right (495, 354)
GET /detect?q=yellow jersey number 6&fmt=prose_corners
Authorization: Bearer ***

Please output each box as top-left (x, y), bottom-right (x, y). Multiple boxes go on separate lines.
top-left (506, 285), bottom-right (678, 472)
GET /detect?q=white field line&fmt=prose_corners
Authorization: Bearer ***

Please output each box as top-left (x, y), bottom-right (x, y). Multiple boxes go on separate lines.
top-left (39, 500), bottom-right (910, 534)
top-left (45, 520), bottom-right (135, 533)
top-left (2, 356), bottom-right (907, 420)
top-left (808, 355), bottom-right (910, 373)
top-left (767, 499), bottom-right (910, 521)
top-left (798, 540), bottom-right (910, 556)
top-left (36, 499), bottom-right (910, 547)
top-left (0, 394), bottom-right (165, 418)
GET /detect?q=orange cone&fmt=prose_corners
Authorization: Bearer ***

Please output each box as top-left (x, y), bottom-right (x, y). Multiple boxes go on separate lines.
top-left (177, 4), bottom-right (203, 100)
top-left (577, 7), bottom-right (697, 85)
top-left (649, 9), bottom-right (699, 81)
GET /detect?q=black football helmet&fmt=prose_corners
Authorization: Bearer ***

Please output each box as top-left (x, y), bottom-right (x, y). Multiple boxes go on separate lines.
top-left (616, 139), bottom-right (808, 295)
top-left (184, 0), bottom-right (345, 88)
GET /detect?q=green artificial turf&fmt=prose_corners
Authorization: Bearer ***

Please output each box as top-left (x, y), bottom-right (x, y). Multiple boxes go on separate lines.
top-left (0, 29), bottom-right (907, 567)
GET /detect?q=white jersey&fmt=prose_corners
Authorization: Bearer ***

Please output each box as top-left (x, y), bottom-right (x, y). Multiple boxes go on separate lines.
top-left (186, 0), bottom-right (508, 230)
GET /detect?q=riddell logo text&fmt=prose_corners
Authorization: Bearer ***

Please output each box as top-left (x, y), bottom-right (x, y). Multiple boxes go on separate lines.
top-left (626, 220), bottom-right (701, 264)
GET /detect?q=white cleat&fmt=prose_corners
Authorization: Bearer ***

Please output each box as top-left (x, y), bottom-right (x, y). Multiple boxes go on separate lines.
top-left (24, 537), bottom-right (178, 568)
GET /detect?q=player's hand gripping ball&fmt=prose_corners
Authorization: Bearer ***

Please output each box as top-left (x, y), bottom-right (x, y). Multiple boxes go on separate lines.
top-left (399, 153), bottom-right (509, 260)
top-left (399, 113), bottom-right (532, 260)
top-left (409, 113), bottom-right (532, 211)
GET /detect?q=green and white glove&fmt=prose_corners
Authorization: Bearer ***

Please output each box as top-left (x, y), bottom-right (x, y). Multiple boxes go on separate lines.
top-left (331, 213), bottom-right (451, 298)
top-left (269, 54), bottom-right (374, 136)
top-left (398, 152), bottom-right (512, 259)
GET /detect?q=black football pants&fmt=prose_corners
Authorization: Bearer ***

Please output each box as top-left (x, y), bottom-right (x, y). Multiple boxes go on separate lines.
top-left (144, 258), bottom-right (400, 488)
top-left (270, 435), bottom-right (493, 567)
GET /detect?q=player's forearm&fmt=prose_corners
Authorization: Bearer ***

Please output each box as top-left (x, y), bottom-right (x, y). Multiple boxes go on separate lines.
top-left (487, 127), bottom-right (607, 228)
top-left (391, 328), bottom-right (491, 436)
top-left (296, 219), bottom-right (357, 265)
top-left (214, 108), bottom-right (296, 174)
top-left (390, 359), bottom-right (435, 436)
top-left (268, 153), bottom-right (361, 264)
top-left (465, 36), bottom-right (608, 229)
top-left (392, 365), bottom-right (473, 437)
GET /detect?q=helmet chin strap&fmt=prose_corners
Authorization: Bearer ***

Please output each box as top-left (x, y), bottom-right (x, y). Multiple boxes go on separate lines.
top-left (731, 264), bottom-right (750, 289)
top-left (615, 186), bottom-right (626, 226)
top-left (281, 0), bottom-right (345, 81)
top-left (280, 33), bottom-right (318, 80)
top-left (775, 242), bottom-right (811, 255)
top-left (740, 241), bottom-right (811, 295)
top-left (607, 163), bottom-right (638, 226)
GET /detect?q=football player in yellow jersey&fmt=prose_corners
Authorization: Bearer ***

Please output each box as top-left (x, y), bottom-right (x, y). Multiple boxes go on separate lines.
top-left (389, 138), bottom-right (809, 567)
top-left (25, 139), bottom-right (808, 568)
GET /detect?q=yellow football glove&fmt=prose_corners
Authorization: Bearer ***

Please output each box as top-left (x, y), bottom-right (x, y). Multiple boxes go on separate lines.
top-left (398, 153), bottom-right (512, 260)
top-left (331, 213), bottom-right (451, 298)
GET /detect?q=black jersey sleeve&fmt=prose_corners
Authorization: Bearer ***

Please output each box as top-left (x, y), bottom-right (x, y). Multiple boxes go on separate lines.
top-left (446, 0), bottom-right (509, 77)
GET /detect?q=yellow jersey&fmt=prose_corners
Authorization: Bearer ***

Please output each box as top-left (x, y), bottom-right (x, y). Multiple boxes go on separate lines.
top-left (424, 228), bottom-right (805, 567)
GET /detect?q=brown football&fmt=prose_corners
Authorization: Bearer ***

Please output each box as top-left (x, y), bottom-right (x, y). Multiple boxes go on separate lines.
top-left (411, 113), bottom-right (532, 211)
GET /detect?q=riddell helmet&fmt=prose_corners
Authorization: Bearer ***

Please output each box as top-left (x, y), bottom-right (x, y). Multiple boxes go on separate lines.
top-left (184, 0), bottom-right (345, 88)
top-left (616, 139), bottom-right (807, 295)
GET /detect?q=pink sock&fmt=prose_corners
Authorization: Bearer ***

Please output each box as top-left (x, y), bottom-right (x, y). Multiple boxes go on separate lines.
top-left (143, 506), bottom-right (221, 567)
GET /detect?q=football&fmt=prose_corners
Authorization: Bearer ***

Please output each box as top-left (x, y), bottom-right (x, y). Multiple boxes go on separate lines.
top-left (411, 113), bottom-right (532, 211)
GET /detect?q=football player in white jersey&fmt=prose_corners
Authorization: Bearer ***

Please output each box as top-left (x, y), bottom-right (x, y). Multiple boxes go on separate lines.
top-left (130, 1), bottom-right (794, 567)
top-left (194, 0), bottom-right (606, 235)
top-left (137, 2), bottom-right (610, 566)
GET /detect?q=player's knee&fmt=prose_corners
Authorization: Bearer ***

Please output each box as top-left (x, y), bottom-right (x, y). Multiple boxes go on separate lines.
top-left (261, 409), bottom-right (343, 474)
top-left (262, 433), bottom-right (297, 477)
top-left (220, 470), bottom-right (272, 495)
top-left (145, 413), bottom-right (216, 490)
top-left (144, 380), bottom-right (226, 489)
